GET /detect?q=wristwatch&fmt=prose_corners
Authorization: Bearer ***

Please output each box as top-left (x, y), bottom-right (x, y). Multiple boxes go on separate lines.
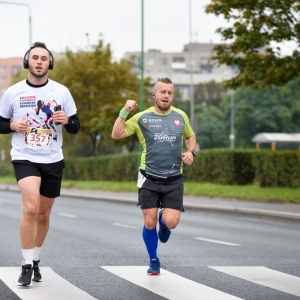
top-left (189, 149), bottom-right (196, 157)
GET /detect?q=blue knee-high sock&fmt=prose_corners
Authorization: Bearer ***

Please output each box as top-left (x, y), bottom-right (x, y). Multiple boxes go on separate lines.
top-left (159, 211), bottom-right (167, 228)
top-left (142, 226), bottom-right (158, 260)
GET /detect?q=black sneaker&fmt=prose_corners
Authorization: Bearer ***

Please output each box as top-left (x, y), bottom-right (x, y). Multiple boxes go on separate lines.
top-left (32, 260), bottom-right (42, 282)
top-left (17, 264), bottom-right (33, 286)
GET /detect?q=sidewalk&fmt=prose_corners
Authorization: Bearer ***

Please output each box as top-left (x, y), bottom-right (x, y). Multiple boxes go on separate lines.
top-left (1, 183), bottom-right (300, 220)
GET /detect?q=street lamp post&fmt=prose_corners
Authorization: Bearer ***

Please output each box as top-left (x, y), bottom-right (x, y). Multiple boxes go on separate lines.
top-left (230, 92), bottom-right (235, 149)
top-left (188, 0), bottom-right (195, 131)
top-left (137, 0), bottom-right (145, 170)
top-left (0, 1), bottom-right (32, 47)
top-left (140, 0), bottom-right (144, 112)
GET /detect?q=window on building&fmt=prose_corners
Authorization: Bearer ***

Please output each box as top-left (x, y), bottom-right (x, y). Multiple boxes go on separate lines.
top-left (12, 66), bottom-right (22, 75)
top-left (0, 66), bottom-right (6, 72)
top-left (146, 58), bottom-right (154, 65)
top-left (189, 58), bottom-right (196, 65)
top-left (201, 58), bottom-right (209, 65)
top-left (0, 77), bottom-right (7, 83)
top-left (135, 57), bottom-right (141, 67)
top-left (173, 57), bottom-right (185, 63)
top-left (200, 57), bottom-right (213, 73)
top-left (161, 58), bottom-right (168, 65)
top-left (0, 87), bottom-right (7, 94)
top-left (173, 69), bottom-right (185, 74)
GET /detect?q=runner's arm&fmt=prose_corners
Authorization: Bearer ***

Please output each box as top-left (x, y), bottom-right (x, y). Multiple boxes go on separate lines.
top-left (0, 116), bottom-right (14, 134)
top-left (185, 134), bottom-right (196, 152)
top-left (64, 114), bottom-right (80, 134)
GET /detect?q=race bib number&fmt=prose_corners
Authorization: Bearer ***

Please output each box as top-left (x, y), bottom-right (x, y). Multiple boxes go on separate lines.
top-left (137, 171), bottom-right (147, 188)
top-left (24, 127), bottom-right (53, 150)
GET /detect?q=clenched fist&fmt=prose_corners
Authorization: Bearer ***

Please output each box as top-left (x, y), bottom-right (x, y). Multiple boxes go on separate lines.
top-left (124, 100), bottom-right (138, 112)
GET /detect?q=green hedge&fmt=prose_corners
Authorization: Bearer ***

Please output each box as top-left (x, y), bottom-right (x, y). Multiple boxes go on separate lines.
top-left (63, 149), bottom-right (300, 188)
top-left (63, 153), bottom-right (139, 181)
top-left (0, 162), bottom-right (14, 177)
top-left (183, 149), bottom-right (256, 185)
top-left (1, 150), bottom-right (299, 188)
top-left (254, 151), bottom-right (300, 188)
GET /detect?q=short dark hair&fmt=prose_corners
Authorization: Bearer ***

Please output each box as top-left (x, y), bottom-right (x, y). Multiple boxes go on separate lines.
top-left (156, 77), bottom-right (172, 84)
top-left (29, 42), bottom-right (49, 54)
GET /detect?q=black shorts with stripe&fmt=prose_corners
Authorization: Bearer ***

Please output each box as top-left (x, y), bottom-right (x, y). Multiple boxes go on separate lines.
top-left (138, 176), bottom-right (184, 212)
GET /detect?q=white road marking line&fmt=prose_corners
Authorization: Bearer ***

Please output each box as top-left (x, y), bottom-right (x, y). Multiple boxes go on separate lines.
top-left (112, 222), bottom-right (138, 228)
top-left (195, 237), bottom-right (241, 246)
top-left (102, 266), bottom-right (243, 300)
top-left (57, 212), bottom-right (78, 218)
top-left (210, 266), bottom-right (300, 297)
top-left (0, 267), bottom-right (96, 300)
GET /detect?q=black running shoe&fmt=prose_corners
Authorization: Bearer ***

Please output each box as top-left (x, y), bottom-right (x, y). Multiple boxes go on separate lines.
top-left (17, 264), bottom-right (33, 286)
top-left (32, 260), bottom-right (42, 282)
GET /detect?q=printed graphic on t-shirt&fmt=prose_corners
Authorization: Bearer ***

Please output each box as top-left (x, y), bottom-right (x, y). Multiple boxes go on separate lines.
top-left (33, 98), bottom-right (58, 128)
top-left (154, 128), bottom-right (176, 146)
top-left (21, 97), bottom-right (60, 144)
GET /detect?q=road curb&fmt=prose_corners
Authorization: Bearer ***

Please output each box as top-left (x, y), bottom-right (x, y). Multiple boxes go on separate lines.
top-left (1, 184), bottom-right (300, 220)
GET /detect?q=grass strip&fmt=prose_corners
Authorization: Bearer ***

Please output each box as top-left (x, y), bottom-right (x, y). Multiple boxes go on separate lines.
top-left (0, 177), bottom-right (299, 204)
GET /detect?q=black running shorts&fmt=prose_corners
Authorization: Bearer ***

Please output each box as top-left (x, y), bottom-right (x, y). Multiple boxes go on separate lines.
top-left (12, 159), bottom-right (65, 198)
top-left (138, 177), bottom-right (184, 212)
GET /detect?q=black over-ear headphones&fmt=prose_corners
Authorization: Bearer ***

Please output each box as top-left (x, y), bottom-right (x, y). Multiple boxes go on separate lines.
top-left (23, 43), bottom-right (54, 70)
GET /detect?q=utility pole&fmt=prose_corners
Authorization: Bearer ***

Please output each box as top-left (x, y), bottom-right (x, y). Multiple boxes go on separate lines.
top-left (188, 0), bottom-right (195, 131)
top-left (230, 92), bottom-right (235, 149)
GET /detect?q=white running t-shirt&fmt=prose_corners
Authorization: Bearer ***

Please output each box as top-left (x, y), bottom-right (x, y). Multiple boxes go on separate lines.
top-left (0, 79), bottom-right (77, 163)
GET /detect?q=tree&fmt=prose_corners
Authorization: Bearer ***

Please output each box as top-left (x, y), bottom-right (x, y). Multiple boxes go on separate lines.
top-left (195, 105), bottom-right (228, 149)
top-left (224, 80), bottom-right (300, 148)
top-left (194, 81), bottom-right (228, 148)
top-left (206, 0), bottom-right (300, 89)
top-left (50, 40), bottom-right (151, 156)
top-left (194, 80), bottom-right (227, 108)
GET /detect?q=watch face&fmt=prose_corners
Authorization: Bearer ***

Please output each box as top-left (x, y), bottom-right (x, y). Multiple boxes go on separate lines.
top-left (192, 150), bottom-right (196, 156)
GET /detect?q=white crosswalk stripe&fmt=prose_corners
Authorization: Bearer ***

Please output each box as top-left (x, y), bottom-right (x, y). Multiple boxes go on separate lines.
top-left (210, 266), bottom-right (300, 297)
top-left (0, 267), bottom-right (97, 300)
top-left (1, 265), bottom-right (300, 299)
top-left (102, 266), bottom-right (243, 300)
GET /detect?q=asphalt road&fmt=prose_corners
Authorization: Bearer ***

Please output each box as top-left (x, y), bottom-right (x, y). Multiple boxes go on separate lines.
top-left (1, 190), bottom-right (300, 300)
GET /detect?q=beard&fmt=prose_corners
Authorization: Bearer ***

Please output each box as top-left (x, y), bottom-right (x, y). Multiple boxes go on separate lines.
top-left (29, 66), bottom-right (48, 79)
top-left (155, 99), bottom-right (171, 112)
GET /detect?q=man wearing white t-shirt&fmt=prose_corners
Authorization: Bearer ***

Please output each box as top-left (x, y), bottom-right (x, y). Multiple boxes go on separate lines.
top-left (0, 42), bottom-right (80, 286)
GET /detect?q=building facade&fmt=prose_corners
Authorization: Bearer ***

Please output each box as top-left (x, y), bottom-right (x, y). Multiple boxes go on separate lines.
top-left (124, 42), bottom-right (235, 99)
top-left (0, 57), bottom-right (23, 98)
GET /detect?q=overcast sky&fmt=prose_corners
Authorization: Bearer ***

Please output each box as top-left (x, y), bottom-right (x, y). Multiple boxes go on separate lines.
top-left (0, 0), bottom-right (230, 60)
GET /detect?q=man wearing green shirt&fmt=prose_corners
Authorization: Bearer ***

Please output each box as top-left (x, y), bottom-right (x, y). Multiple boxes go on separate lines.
top-left (112, 78), bottom-right (196, 275)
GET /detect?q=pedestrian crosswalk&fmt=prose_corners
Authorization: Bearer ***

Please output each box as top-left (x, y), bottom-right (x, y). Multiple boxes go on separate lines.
top-left (102, 266), bottom-right (242, 300)
top-left (209, 266), bottom-right (300, 297)
top-left (0, 265), bottom-right (300, 299)
top-left (0, 267), bottom-right (97, 300)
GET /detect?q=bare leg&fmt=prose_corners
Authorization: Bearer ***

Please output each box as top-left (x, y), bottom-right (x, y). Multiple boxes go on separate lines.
top-left (18, 176), bottom-right (55, 249)
top-left (35, 195), bottom-right (55, 247)
top-left (18, 176), bottom-right (41, 249)
top-left (160, 208), bottom-right (181, 229)
top-left (142, 207), bottom-right (158, 229)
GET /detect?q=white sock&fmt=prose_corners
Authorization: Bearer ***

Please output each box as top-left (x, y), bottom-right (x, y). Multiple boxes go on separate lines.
top-left (21, 249), bottom-right (34, 266)
top-left (33, 247), bottom-right (42, 261)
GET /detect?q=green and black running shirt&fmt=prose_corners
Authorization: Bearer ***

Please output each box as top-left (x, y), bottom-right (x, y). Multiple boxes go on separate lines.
top-left (125, 106), bottom-right (194, 178)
